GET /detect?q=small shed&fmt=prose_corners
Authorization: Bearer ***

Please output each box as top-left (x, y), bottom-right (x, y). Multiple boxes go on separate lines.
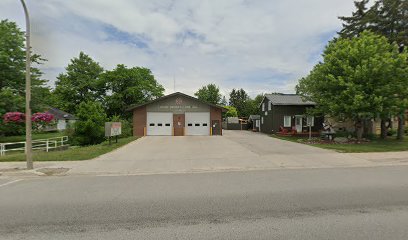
top-left (248, 115), bottom-right (260, 132)
top-left (46, 107), bottom-right (77, 131)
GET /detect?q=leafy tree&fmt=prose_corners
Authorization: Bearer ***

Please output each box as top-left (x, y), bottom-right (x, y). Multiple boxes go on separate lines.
top-left (247, 94), bottom-right (264, 116)
top-left (339, 0), bottom-right (408, 138)
top-left (229, 88), bottom-right (250, 117)
top-left (53, 52), bottom-right (105, 114)
top-left (0, 88), bottom-right (24, 115)
top-left (223, 106), bottom-right (238, 118)
top-left (72, 101), bottom-right (107, 146)
top-left (0, 20), bottom-right (50, 112)
top-left (194, 84), bottom-right (222, 105)
top-left (296, 31), bottom-right (408, 140)
top-left (102, 64), bottom-right (164, 118)
top-left (0, 20), bottom-right (25, 92)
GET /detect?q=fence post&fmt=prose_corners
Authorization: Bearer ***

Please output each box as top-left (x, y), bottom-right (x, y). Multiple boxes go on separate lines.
top-left (46, 140), bottom-right (49, 152)
top-left (61, 137), bottom-right (63, 146)
top-left (0, 144), bottom-right (4, 156)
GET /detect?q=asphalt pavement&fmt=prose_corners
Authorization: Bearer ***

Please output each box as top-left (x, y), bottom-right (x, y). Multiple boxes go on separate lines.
top-left (1, 166), bottom-right (408, 239)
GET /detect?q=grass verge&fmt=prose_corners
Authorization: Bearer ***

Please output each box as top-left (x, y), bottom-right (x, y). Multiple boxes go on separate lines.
top-left (0, 132), bottom-right (66, 143)
top-left (271, 134), bottom-right (408, 153)
top-left (0, 136), bottom-right (138, 162)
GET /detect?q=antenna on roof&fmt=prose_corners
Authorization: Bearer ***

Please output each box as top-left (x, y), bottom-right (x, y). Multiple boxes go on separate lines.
top-left (173, 74), bottom-right (176, 93)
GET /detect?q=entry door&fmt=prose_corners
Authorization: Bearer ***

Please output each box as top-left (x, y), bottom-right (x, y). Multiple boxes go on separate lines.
top-left (185, 112), bottom-right (210, 136)
top-left (295, 116), bottom-right (303, 133)
top-left (212, 120), bottom-right (221, 135)
top-left (147, 112), bottom-right (173, 136)
top-left (173, 114), bottom-right (185, 136)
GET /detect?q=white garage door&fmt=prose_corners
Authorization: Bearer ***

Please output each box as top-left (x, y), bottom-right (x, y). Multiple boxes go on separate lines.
top-left (147, 112), bottom-right (173, 136)
top-left (185, 112), bottom-right (210, 136)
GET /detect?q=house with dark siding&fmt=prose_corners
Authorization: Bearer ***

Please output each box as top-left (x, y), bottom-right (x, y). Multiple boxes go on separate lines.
top-left (259, 94), bottom-right (323, 134)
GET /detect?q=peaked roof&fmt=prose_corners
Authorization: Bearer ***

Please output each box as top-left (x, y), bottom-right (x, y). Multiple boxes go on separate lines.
top-left (126, 92), bottom-right (227, 111)
top-left (248, 115), bottom-right (260, 120)
top-left (46, 107), bottom-right (77, 120)
top-left (264, 94), bottom-right (316, 106)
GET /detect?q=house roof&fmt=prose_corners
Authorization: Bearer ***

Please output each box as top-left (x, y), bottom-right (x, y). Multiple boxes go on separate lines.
top-left (248, 115), bottom-right (260, 120)
top-left (46, 107), bottom-right (77, 120)
top-left (126, 92), bottom-right (227, 112)
top-left (264, 94), bottom-right (316, 106)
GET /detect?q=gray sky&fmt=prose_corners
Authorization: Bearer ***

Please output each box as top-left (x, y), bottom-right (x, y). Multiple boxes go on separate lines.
top-left (0, 0), bottom-right (356, 97)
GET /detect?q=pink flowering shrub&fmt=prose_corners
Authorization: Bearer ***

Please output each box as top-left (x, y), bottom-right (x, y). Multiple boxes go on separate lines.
top-left (31, 112), bottom-right (54, 123)
top-left (3, 112), bottom-right (25, 123)
top-left (31, 112), bottom-right (55, 131)
top-left (1, 112), bottom-right (25, 136)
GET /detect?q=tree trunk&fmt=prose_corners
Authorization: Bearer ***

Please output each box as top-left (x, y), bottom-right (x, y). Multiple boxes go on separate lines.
top-left (355, 119), bottom-right (364, 141)
top-left (397, 113), bottom-right (405, 141)
top-left (380, 119), bottom-right (387, 139)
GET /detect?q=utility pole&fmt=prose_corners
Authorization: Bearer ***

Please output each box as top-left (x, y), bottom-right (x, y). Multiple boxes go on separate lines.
top-left (20, 0), bottom-right (33, 169)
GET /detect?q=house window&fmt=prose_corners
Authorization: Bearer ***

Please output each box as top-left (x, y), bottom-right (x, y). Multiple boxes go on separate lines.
top-left (261, 117), bottom-right (264, 124)
top-left (262, 103), bottom-right (265, 111)
top-left (265, 111), bottom-right (268, 116)
top-left (268, 102), bottom-right (272, 111)
top-left (284, 116), bottom-right (291, 127)
top-left (307, 116), bottom-right (315, 127)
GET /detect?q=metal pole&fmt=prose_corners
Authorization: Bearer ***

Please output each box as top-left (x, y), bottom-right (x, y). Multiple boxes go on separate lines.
top-left (20, 0), bottom-right (33, 169)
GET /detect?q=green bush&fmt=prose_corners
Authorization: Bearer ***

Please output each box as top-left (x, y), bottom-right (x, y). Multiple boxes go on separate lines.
top-left (0, 121), bottom-right (25, 136)
top-left (335, 131), bottom-right (355, 138)
top-left (72, 101), bottom-right (107, 146)
top-left (110, 115), bottom-right (133, 137)
top-left (387, 129), bottom-right (397, 136)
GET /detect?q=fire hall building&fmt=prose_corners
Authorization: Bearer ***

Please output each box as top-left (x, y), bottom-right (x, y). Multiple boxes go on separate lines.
top-left (128, 92), bottom-right (225, 136)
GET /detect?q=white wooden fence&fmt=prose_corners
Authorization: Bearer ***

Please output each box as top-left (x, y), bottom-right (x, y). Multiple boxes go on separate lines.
top-left (0, 136), bottom-right (68, 156)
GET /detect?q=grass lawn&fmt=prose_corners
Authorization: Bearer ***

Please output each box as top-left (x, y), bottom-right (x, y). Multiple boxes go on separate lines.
top-left (271, 134), bottom-right (408, 153)
top-left (0, 136), bottom-right (138, 162)
top-left (0, 132), bottom-right (65, 143)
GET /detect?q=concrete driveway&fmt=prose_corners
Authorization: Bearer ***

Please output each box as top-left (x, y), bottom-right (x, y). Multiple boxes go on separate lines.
top-left (1, 130), bottom-right (407, 176)
top-left (63, 130), bottom-right (405, 175)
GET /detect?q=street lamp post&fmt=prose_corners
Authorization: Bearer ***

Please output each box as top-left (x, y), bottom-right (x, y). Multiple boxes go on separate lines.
top-left (20, 0), bottom-right (33, 169)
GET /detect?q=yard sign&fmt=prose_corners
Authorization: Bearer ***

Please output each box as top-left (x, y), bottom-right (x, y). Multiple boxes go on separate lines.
top-left (105, 122), bottom-right (122, 137)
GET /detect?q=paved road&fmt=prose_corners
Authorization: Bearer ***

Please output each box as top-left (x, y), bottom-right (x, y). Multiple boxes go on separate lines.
top-left (1, 166), bottom-right (408, 239)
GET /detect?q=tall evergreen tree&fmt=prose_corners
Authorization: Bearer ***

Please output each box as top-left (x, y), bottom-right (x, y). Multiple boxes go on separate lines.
top-left (338, 0), bottom-right (375, 38)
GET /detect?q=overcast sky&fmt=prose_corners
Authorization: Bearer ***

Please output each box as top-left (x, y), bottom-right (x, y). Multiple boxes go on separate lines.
top-left (0, 0), bottom-right (356, 97)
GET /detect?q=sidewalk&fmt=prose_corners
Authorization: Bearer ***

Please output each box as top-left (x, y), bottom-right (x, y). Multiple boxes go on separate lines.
top-left (1, 150), bottom-right (407, 178)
